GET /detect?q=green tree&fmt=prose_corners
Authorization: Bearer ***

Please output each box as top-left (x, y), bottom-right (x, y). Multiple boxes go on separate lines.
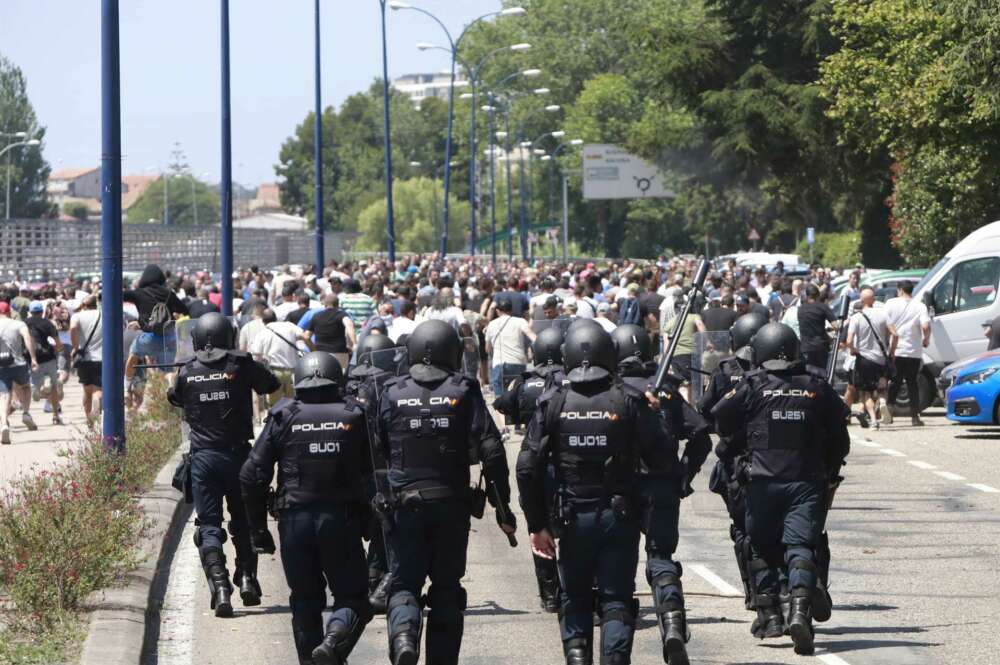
top-left (126, 175), bottom-right (220, 226)
top-left (64, 201), bottom-right (89, 221)
top-left (356, 177), bottom-right (470, 253)
top-left (0, 53), bottom-right (55, 219)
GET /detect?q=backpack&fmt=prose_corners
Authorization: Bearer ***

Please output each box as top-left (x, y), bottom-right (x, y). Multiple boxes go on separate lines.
top-left (0, 334), bottom-right (13, 368)
top-left (147, 299), bottom-right (172, 335)
top-left (618, 297), bottom-right (642, 326)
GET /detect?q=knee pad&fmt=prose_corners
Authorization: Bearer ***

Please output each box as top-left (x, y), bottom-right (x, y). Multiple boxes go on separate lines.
top-left (333, 595), bottom-right (375, 624)
top-left (388, 592), bottom-right (421, 615)
top-left (599, 600), bottom-right (637, 629)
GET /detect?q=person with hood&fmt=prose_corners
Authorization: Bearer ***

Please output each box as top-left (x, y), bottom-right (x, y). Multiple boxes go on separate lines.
top-left (124, 264), bottom-right (189, 395)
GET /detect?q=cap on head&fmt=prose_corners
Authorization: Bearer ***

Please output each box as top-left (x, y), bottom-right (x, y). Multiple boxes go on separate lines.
top-left (294, 351), bottom-right (344, 393)
top-left (29, 301), bottom-right (44, 314)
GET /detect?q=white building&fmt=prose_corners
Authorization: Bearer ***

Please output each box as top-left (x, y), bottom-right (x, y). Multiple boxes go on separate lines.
top-left (393, 72), bottom-right (468, 106)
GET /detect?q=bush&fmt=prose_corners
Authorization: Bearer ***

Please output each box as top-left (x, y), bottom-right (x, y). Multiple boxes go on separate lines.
top-left (0, 373), bottom-right (180, 653)
top-left (795, 230), bottom-right (861, 269)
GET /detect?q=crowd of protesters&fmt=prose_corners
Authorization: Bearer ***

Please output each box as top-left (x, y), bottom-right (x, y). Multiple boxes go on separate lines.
top-left (0, 252), bottom-right (930, 445)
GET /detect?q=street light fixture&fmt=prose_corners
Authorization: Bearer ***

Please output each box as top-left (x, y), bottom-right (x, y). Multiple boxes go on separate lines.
top-left (533, 88), bottom-right (551, 95)
top-left (1, 138), bottom-right (41, 220)
top-left (459, 93), bottom-right (474, 100)
top-left (522, 68), bottom-right (542, 77)
top-left (545, 104), bottom-right (561, 112)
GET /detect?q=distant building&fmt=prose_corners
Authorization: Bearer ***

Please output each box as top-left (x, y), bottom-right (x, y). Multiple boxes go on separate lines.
top-left (232, 212), bottom-right (309, 232)
top-left (122, 175), bottom-right (157, 210)
top-left (392, 72), bottom-right (468, 106)
top-left (249, 182), bottom-right (281, 214)
top-left (49, 167), bottom-right (100, 207)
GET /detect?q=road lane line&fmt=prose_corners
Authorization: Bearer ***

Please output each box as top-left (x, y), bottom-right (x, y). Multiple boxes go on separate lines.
top-left (816, 649), bottom-right (853, 665)
top-left (878, 448), bottom-right (906, 457)
top-left (689, 564), bottom-right (742, 597)
top-left (907, 460), bottom-right (937, 470)
top-left (967, 483), bottom-right (1000, 493)
top-left (853, 440), bottom-right (881, 448)
top-left (934, 471), bottom-right (966, 481)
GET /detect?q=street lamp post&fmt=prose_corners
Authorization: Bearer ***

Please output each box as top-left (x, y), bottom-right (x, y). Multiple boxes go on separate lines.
top-left (379, 0), bottom-right (396, 263)
top-left (540, 138), bottom-right (583, 262)
top-left (313, 0), bottom-right (325, 269)
top-left (389, 2), bottom-right (527, 257)
top-left (0, 137), bottom-right (40, 220)
top-left (220, 0), bottom-right (234, 316)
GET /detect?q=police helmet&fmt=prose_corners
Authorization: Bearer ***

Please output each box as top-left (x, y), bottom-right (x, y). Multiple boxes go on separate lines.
top-left (730, 312), bottom-right (768, 351)
top-left (566, 317), bottom-right (602, 335)
top-left (611, 324), bottom-right (652, 363)
top-left (532, 327), bottom-right (564, 367)
top-left (192, 312), bottom-right (234, 363)
top-left (406, 319), bottom-right (462, 382)
top-left (563, 324), bottom-right (616, 384)
top-left (293, 351), bottom-right (344, 392)
top-left (751, 323), bottom-right (801, 370)
top-left (352, 333), bottom-right (397, 377)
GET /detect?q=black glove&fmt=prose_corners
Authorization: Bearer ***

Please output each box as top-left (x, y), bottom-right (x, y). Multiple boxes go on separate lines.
top-left (495, 503), bottom-right (517, 531)
top-left (680, 476), bottom-right (695, 499)
top-left (251, 528), bottom-right (276, 555)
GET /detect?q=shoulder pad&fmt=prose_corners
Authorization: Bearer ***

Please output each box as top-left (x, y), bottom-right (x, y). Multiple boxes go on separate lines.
top-left (619, 380), bottom-right (647, 401)
top-left (343, 395), bottom-right (366, 413)
top-left (265, 398), bottom-right (298, 425)
top-left (227, 350), bottom-right (251, 360)
top-left (536, 384), bottom-right (563, 407)
top-left (381, 375), bottom-right (405, 391)
top-left (805, 365), bottom-right (828, 381)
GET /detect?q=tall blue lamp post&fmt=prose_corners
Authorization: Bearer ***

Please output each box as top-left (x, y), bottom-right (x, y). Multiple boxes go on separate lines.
top-left (378, 0), bottom-right (396, 263)
top-left (313, 0), bottom-right (325, 269)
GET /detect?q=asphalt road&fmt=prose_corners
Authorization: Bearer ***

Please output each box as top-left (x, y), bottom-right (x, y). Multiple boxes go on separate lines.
top-left (147, 408), bottom-right (1000, 665)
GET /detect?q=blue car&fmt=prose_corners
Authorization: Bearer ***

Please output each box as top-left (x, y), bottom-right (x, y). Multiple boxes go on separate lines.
top-left (945, 351), bottom-right (1000, 424)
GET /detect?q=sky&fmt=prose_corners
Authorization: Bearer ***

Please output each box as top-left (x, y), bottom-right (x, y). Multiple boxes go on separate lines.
top-left (1, 0), bottom-right (505, 186)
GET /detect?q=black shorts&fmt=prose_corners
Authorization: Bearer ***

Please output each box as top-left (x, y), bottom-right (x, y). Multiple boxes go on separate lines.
top-left (670, 354), bottom-right (693, 383)
top-left (851, 356), bottom-right (884, 392)
top-left (77, 360), bottom-right (102, 388)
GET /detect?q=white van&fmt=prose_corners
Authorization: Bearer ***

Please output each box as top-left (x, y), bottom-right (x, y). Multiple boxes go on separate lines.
top-left (914, 220), bottom-right (1000, 382)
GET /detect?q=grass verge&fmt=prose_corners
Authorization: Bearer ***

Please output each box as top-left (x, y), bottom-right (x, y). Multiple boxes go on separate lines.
top-left (0, 374), bottom-right (181, 665)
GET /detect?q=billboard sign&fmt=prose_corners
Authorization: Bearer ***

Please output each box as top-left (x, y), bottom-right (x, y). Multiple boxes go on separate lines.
top-left (582, 144), bottom-right (674, 200)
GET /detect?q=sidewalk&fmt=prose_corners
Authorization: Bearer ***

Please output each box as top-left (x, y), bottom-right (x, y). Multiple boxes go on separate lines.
top-left (0, 379), bottom-right (94, 490)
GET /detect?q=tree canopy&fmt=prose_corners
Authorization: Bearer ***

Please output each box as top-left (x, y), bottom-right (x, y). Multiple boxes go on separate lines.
top-left (0, 53), bottom-right (55, 219)
top-left (126, 175), bottom-right (220, 226)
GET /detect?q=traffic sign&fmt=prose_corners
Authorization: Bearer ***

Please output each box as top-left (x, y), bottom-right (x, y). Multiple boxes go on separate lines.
top-left (747, 227), bottom-right (760, 242)
top-left (807, 227), bottom-right (815, 245)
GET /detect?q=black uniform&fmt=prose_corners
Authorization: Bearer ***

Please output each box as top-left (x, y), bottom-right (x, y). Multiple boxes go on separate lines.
top-left (518, 377), bottom-right (675, 664)
top-left (240, 393), bottom-right (373, 664)
top-left (494, 364), bottom-right (567, 613)
top-left (620, 358), bottom-right (711, 664)
top-left (167, 351), bottom-right (279, 613)
top-left (378, 371), bottom-right (512, 665)
top-left (712, 363), bottom-right (849, 649)
top-left (698, 355), bottom-right (758, 608)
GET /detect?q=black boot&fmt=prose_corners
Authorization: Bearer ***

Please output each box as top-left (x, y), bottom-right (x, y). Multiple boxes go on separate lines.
top-left (564, 638), bottom-right (592, 665)
top-left (779, 586), bottom-right (791, 636)
top-left (661, 610), bottom-right (690, 665)
top-left (234, 566), bottom-right (262, 607)
top-left (603, 653), bottom-right (630, 664)
top-left (390, 634), bottom-right (419, 665)
top-left (788, 593), bottom-right (815, 655)
top-left (211, 585), bottom-right (233, 618)
top-left (752, 596), bottom-right (784, 639)
top-left (202, 549), bottom-right (233, 618)
top-left (312, 623), bottom-right (352, 665)
top-left (812, 579), bottom-right (832, 623)
top-left (538, 577), bottom-right (561, 613)
top-left (368, 574), bottom-right (392, 615)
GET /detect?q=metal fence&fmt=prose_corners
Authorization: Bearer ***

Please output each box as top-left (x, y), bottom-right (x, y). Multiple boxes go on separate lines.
top-left (0, 219), bottom-right (356, 280)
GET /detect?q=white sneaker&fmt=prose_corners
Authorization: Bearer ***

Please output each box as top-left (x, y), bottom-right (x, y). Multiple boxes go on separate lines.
top-left (43, 401), bottom-right (53, 413)
top-left (0, 426), bottom-right (9, 444)
top-left (21, 412), bottom-right (37, 431)
top-left (879, 399), bottom-right (893, 425)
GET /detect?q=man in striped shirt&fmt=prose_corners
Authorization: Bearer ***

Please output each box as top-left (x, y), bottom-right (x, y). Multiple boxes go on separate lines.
top-left (338, 279), bottom-right (376, 325)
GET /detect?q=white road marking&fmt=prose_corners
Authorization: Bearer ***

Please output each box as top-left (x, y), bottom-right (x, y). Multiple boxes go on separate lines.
top-left (157, 518), bottom-right (199, 665)
top-left (878, 448), bottom-right (906, 457)
top-left (934, 471), bottom-right (966, 481)
top-left (816, 649), bottom-right (854, 665)
top-left (689, 564), bottom-right (742, 597)
top-left (967, 483), bottom-right (1000, 493)
top-left (853, 440), bottom-right (881, 448)
top-left (908, 461), bottom-right (937, 470)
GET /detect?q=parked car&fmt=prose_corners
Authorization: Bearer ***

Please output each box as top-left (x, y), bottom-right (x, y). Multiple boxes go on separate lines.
top-left (944, 350), bottom-right (1000, 424)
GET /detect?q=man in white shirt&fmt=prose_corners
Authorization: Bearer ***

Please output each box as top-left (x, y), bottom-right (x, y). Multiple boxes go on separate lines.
top-left (594, 302), bottom-right (617, 333)
top-left (249, 309), bottom-right (314, 406)
top-left (388, 300), bottom-right (418, 343)
top-left (886, 281), bottom-right (932, 426)
top-left (484, 299), bottom-right (536, 395)
top-left (846, 287), bottom-right (891, 429)
top-left (0, 301), bottom-right (39, 443)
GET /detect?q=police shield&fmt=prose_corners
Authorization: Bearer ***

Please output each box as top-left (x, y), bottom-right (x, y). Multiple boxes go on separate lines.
top-left (460, 336), bottom-right (480, 381)
top-left (530, 317), bottom-right (572, 340)
top-left (368, 346), bottom-right (409, 383)
top-left (691, 331), bottom-right (734, 403)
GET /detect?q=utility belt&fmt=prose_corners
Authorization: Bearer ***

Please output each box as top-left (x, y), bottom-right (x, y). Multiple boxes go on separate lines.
top-left (394, 483), bottom-right (487, 517)
top-left (550, 485), bottom-right (637, 537)
top-left (190, 441), bottom-right (251, 455)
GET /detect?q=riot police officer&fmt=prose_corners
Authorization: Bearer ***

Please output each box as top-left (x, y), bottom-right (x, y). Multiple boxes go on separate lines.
top-left (344, 332), bottom-right (400, 613)
top-left (377, 320), bottom-right (516, 665)
top-left (240, 352), bottom-right (373, 665)
top-left (494, 325), bottom-right (567, 613)
top-left (698, 312), bottom-right (767, 613)
top-left (167, 312), bottom-right (280, 617)
top-left (518, 324), bottom-right (675, 665)
top-left (612, 324), bottom-right (711, 665)
top-left (712, 323), bottom-right (850, 655)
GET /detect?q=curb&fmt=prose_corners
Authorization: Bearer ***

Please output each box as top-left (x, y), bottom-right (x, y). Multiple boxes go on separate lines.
top-left (79, 444), bottom-right (192, 665)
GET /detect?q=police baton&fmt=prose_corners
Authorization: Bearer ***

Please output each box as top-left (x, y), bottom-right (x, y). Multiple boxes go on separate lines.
top-left (651, 258), bottom-right (710, 395)
top-left (827, 295), bottom-right (852, 384)
top-left (488, 481), bottom-right (518, 548)
top-left (826, 475), bottom-right (843, 512)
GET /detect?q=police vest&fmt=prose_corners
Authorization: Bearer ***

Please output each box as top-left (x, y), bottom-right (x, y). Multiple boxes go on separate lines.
top-left (619, 362), bottom-right (683, 462)
top-left (181, 355), bottom-right (254, 449)
top-left (516, 371), bottom-right (551, 426)
top-left (384, 374), bottom-right (477, 492)
top-left (548, 383), bottom-right (637, 498)
top-left (745, 371), bottom-right (828, 481)
top-left (272, 399), bottom-right (368, 509)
